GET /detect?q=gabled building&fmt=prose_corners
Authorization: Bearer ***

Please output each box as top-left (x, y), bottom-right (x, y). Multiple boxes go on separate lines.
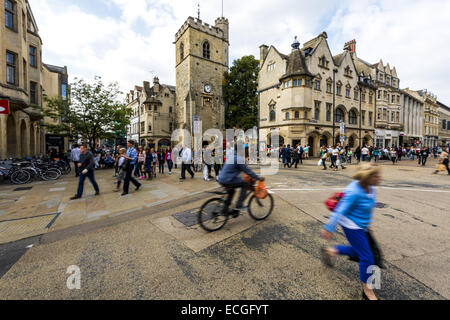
top-left (417, 89), bottom-right (439, 147)
top-left (126, 77), bottom-right (176, 149)
top-left (258, 33), bottom-right (376, 157)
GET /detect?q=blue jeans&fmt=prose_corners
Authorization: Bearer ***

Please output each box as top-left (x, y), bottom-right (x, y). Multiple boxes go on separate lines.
top-left (167, 160), bottom-right (173, 172)
top-left (335, 227), bottom-right (374, 284)
top-left (77, 170), bottom-right (99, 198)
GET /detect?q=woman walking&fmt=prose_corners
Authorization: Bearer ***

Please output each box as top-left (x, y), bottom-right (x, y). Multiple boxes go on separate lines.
top-left (135, 146), bottom-right (145, 179)
top-left (158, 149), bottom-right (166, 174)
top-left (165, 147), bottom-right (174, 175)
top-left (144, 147), bottom-right (153, 180)
top-left (321, 163), bottom-right (382, 300)
top-left (320, 146), bottom-right (328, 170)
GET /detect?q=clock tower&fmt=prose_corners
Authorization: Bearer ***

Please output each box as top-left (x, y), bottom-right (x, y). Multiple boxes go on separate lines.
top-left (174, 15), bottom-right (229, 133)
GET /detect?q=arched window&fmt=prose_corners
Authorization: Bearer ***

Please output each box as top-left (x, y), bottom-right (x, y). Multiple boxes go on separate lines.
top-left (335, 108), bottom-right (345, 123)
top-left (270, 110), bottom-right (276, 122)
top-left (349, 110), bottom-right (357, 125)
top-left (203, 41), bottom-right (210, 59)
top-left (180, 43), bottom-right (184, 60)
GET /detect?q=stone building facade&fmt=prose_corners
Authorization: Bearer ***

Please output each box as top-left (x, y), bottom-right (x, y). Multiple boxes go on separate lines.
top-left (174, 16), bottom-right (228, 134)
top-left (258, 33), bottom-right (376, 157)
top-left (400, 89), bottom-right (424, 146)
top-left (0, 0), bottom-right (67, 159)
top-left (126, 77), bottom-right (176, 149)
top-left (368, 60), bottom-right (402, 148)
top-left (416, 90), bottom-right (440, 147)
top-left (438, 101), bottom-right (450, 146)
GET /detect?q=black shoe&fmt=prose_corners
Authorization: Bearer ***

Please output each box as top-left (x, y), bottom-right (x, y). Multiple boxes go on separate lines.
top-left (231, 210), bottom-right (240, 218)
top-left (362, 290), bottom-right (369, 300)
top-left (321, 247), bottom-right (335, 267)
top-left (95, 191), bottom-right (100, 196)
top-left (121, 193), bottom-right (128, 197)
top-left (191, 175), bottom-right (195, 179)
top-left (70, 196), bottom-right (81, 201)
top-left (135, 184), bottom-right (141, 191)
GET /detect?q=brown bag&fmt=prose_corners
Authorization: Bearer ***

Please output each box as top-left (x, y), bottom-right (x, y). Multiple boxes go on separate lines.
top-left (255, 181), bottom-right (268, 200)
top-left (436, 164), bottom-right (445, 172)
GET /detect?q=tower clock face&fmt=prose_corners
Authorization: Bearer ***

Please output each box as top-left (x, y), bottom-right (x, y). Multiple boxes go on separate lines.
top-left (204, 84), bottom-right (212, 93)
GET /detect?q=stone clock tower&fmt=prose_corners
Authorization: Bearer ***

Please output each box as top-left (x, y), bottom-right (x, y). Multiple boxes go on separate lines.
top-left (174, 16), bottom-right (229, 133)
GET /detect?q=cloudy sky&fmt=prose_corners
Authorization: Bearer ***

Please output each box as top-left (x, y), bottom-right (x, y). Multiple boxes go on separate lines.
top-left (31, 0), bottom-right (450, 103)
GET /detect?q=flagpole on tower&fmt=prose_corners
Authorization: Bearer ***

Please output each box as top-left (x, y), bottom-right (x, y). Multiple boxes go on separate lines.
top-left (222, 0), bottom-right (224, 17)
top-left (198, 3), bottom-right (200, 19)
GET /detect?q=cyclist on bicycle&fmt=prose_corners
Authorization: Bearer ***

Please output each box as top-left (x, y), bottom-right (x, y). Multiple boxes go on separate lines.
top-left (217, 146), bottom-right (264, 217)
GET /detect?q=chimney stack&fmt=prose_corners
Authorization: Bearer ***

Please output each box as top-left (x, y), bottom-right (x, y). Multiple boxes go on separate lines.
top-left (344, 39), bottom-right (357, 53)
top-left (153, 77), bottom-right (160, 94)
top-left (259, 45), bottom-right (269, 69)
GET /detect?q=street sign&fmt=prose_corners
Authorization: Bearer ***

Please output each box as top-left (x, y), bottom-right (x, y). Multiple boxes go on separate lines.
top-left (0, 100), bottom-right (10, 115)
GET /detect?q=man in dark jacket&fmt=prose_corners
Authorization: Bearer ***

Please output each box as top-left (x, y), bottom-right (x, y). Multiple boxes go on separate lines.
top-left (421, 148), bottom-right (429, 166)
top-left (70, 145), bottom-right (100, 200)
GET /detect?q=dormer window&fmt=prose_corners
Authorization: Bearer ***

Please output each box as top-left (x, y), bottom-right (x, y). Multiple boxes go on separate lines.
top-left (344, 66), bottom-right (352, 77)
top-left (267, 63), bottom-right (276, 71)
top-left (319, 56), bottom-right (329, 68)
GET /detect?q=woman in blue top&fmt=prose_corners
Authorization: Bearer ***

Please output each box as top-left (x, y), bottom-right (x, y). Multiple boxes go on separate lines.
top-left (321, 163), bottom-right (382, 300)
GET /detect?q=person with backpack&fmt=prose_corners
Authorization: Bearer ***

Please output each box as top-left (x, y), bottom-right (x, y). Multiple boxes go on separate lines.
top-left (321, 163), bottom-right (382, 300)
top-left (113, 148), bottom-right (127, 192)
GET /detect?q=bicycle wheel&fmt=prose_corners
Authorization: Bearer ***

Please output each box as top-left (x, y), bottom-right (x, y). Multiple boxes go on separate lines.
top-left (198, 198), bottom-right (229, 232)
top-left (43, 169), bottom-right (61, 180)
top-left (248, 194), bottom-right (274, 221)
top-left (11, 170), bottom-right (31, 185)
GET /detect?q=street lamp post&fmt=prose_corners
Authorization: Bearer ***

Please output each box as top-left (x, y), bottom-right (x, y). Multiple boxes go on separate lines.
top-left (333, 68), bottom-right (338, 146)
top-left (359, 86), bottom-right (363, 148)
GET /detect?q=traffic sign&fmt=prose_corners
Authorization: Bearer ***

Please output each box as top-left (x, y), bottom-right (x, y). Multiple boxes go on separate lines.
top-left (0, 100), bottom-right (10, 115)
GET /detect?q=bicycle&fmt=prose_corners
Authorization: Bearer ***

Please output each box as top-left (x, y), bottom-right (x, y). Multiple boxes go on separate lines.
top-left (198, 183), bottom-right (274, 232)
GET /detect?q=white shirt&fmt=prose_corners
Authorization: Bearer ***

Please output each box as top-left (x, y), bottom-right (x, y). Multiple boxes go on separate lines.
top-left (361, 148), bottom-right (369, 155)
top-left (181, 147), bottom-right (192, 163)
top-left (71, 148), bottom-right (81, 162)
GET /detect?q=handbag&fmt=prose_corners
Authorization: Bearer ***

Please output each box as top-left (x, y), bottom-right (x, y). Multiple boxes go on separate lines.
top-left (318, 159), bottom-right (323, 166)
top-left (325, 192), bottom-right (345, 211)
top-left (255, 181), bottom-right (268, 199)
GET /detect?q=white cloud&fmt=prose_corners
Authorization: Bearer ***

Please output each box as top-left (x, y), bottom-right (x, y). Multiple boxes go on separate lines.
top-left (30, 0), bottom-right (450, 103)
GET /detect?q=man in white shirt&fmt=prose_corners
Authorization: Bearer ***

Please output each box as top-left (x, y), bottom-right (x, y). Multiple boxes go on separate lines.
top-left (361, 146), bottom-right (369, 162)
top-left (71, 144), bottom-right (81, 177)
top-left (180, 145), bottom-right (195, 181)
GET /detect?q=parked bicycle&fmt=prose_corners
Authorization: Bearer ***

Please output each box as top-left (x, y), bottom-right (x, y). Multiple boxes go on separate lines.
top-left (198, 181), bottom-right (274, 232)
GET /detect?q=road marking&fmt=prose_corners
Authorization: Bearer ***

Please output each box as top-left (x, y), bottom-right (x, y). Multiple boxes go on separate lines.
top-left (269, 187), bottom-right (450, 193)
top-left (26, 245), bottom-right (33, 249)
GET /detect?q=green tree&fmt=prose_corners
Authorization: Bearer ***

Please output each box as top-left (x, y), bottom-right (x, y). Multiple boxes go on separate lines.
top-left (42, 76), bottom-right (131, 150)
top-left (223, 55), bottom-right (260, 131)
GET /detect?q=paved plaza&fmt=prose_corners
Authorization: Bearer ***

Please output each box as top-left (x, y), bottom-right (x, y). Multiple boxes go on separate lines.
top-left (0, 157), bottom-right (449, 300)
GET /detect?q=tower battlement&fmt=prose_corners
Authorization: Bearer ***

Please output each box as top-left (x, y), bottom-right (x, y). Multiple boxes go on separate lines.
top-left (175, 16), bottom-right (226, 41)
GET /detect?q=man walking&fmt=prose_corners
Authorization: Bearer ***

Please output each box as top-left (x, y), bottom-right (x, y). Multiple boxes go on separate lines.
top-left (180, 145), bottom-right (195, 181)
top-left (421, 148), bottom-right (429, 166)
top-left (122, 141), bottom-right (142, 196)
top-left (70, 145), bottom-right (100, 200)
top-left (71, 144), bottom-right (81, 177)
